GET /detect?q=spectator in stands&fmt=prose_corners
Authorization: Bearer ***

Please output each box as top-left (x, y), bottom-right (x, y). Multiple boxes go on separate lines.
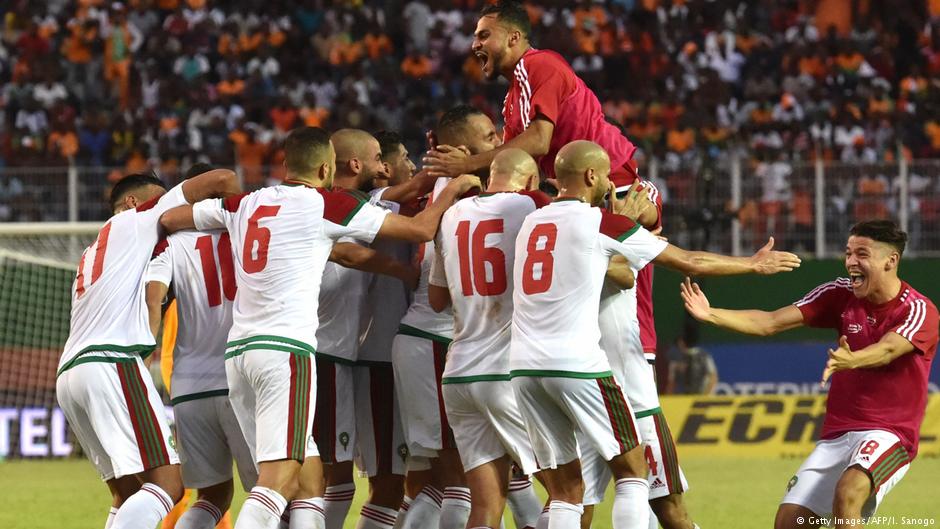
top-left (668, 321), bottom-right (718, 395)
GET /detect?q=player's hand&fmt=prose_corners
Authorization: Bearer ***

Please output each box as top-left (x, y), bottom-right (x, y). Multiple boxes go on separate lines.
top-left (748, 237), bottom-right (802, 274)
top-left (448, 174), bottom-right (482, 195)
top-left (680, 277), bottom-right (712, 322)
top-left (426, 130), bottom-right (437, 151)
top-left (821, 335), bottom-right (853, 387)
top-left (423, 145), bottom-right (470, 178)
top-left (612, 181), bottom-right (654, 222)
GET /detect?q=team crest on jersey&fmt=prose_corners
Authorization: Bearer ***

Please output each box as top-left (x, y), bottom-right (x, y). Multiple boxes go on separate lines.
top-left (787, 475), bottom-right (798, 492)
top-left (397, 443), bottom-right (409, 462)
top-left (339, 432), bottom-right (350, 451)
top-left (847, 323), bottom-right (863, 333)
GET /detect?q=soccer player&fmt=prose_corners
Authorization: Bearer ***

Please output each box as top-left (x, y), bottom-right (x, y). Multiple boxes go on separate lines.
top-left (680, 220), bottom-right (938, 529)
top-left (509, 141), bottom-right (801, 529)
top-left (144, 165), bottom-right (259, 529)
top-left (428, 148), bottom-right (550, 529)
top-left (56, 168), bottom-right (240, 529)
top-left (159, 127), bottom-right (481, 529)
top-left (423, 1), bottom-right (644, 194)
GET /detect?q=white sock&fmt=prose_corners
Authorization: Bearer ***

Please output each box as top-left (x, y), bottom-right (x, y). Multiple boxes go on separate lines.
top-left (104, 507), bottom-right (119, 529)
top-left (236, 486), bottom-right (288, 529)
top-left (648, 506), bottom-right (658, 529)
top-left (535, 506), bottom-right (550, 529)
top-left (440, 487), bottom-right (471, 529)
top-left (177, 499), bottom-right (224, 529)
top-left (324, 483), bottom-right (356, 529)
top-left (392, 495), bottom-right (413, 529)
top-left (547, 501), bottom-right (582, 529)
top-left (507, 477), bottom-right (542, 529)
top-left (111, 483), bottom-right (174, 529)
top-left (356, 502), bottom-right (399, 529)
top-left (290, 497), bottom-right (326, 529)
top-left (613, 478), bottom-right (651, 529)
top-left (399, 486), bottom-right (442, 529)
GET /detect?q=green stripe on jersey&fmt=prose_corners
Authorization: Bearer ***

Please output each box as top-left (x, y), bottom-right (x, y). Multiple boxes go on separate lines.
top-left (634, 406), bottom-right (662, 419)
top-left (617, 224), bottom-right (641, 242)
top-left (441, 374), bottom-right (512, 384)
top-left (397, 324), bottom-right (452, 345)
top-left (509, 369), bottom-right (613, 379)
top-left (315, 352), bottom-right (358, 366)
top-left (57, 344), bottom-right (153, 376)
top-left (226, 335), bottom-right (316, 354)
top-left (225, 343), bottom-right (315, 360)
top-left (339, 200), bottom-right (367, 226)
top-left (170, 389), bottom-right (230, 406)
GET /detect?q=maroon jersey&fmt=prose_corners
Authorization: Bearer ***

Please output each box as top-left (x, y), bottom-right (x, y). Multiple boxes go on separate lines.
top-left (502, 48), bottom-right (637, 186)
top-left (795, 278), bottom-right (938, 456)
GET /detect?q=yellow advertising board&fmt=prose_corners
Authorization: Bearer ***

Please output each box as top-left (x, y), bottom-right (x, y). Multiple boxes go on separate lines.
top-left (659, 395), bottom-right (940, 459)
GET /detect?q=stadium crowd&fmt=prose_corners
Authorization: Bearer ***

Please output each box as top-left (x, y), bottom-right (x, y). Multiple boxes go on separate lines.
top-left (1, 0), bottom-right (940, 235)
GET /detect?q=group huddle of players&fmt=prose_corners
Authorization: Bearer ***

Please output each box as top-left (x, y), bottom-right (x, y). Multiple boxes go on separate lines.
top-left (54, 2), bottom-right (938, 529)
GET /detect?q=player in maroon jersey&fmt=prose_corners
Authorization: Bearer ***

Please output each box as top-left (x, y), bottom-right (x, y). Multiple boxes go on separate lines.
top-left (681, 220), bottom-right (938, 529)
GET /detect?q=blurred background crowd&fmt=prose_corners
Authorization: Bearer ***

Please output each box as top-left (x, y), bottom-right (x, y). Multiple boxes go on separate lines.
top-left (1, 0), bottom-right (940, 243)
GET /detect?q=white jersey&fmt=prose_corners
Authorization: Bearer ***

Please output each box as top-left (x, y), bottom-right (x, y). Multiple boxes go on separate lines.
top-left (58, 183), bottom-right (189, 374)
top-left (357, 187), bottom-right (413, 363)
top-left (192, 183), bottom-right (390, 357)
top-left (430, 190), bottom-right (550, 382)
top-left (510, 200), bottom-right (667, 375)
top-left (316, 239), bottom-right (370, 363)
top-left (146, 230), bottom-right (234, 401)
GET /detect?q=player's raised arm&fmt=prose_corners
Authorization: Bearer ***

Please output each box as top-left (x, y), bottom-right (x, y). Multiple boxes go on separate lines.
top-left (680, 277), bottom-right (805, 336)
top-left (376, 174), bottom-right (481, 242)
top-left (654, 236), bottom-right (802, 277)
top-left (180, 168), bottom-right (241, 203)
top-left (328, 242), bottom-right (419, 290)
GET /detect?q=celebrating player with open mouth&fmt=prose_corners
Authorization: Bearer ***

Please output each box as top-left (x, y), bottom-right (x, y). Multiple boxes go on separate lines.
top-left (680, 220), bottom-right (938, 529)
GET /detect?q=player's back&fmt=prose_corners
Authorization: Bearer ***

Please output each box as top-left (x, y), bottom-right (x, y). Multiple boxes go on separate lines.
top-left (317, 243), bottom-right (370, 362)
top-left (435, 191), bottom-right (547, 381)
top-left (59, 184), bottom-right (188, 373)
top-left (149, 230), bottom-right (235, 400)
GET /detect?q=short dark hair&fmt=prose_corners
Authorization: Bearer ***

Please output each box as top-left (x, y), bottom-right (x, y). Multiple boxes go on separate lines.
top-left (436, 105), bottom-right (485, 143)
top-left (374, 130), bottom-right (403, 160)
top-left (480, 1), bottom-right (531, 38)
top-left (184, 162), bottom-right (215, 179)
top-left (110, 172), bottom-right (165, 211)
top-left (284, 127), bottom-right (332, 175)
top-left (850, 220), bottom-right (908, 256)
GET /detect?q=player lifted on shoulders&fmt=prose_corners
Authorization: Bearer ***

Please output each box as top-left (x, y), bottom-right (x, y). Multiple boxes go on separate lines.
top-left (423, 1), bottom-right (642, 192)
top-left (159, 127), bottom-right (481, 529)
top-left (509, 141), bottom-right (800, 529)
top-left (56, 168), bottom-right (240, 529)
top-left (144, 164), bottom-right (259, 529)
top-left (680, 220), bottom-right (937, 529)
top-left (428, 148), bottom-right (548, 529)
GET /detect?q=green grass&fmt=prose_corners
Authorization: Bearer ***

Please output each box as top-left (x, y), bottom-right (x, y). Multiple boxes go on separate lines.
top-left (2, 456), bottom-right (938, 528)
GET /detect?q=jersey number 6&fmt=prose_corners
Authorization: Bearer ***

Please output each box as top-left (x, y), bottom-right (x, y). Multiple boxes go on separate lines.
top-left (243, 205), bottom-right (281, 273)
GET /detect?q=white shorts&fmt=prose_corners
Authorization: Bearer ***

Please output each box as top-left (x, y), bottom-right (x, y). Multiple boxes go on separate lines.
top-left (391, 334), bottom-right (454, 458)
top-left (442, 380), bottom-right (538, 475)
top-left (313, 357), bottom-right (357, 463)
top-left (512, 375), bottom-right (640, 470)
top-left (354, 363), bottom-right (406, 476)
top-left (174, 394), bottom-right (258, 490)
top-left (580, 410), bottom-right (688, 504)
top-left (56, 356), bottom-right (179, 480)
top-left (226, 349), bottom-right (317, 463)
top-left (782, 430), bottom-right (911, 518)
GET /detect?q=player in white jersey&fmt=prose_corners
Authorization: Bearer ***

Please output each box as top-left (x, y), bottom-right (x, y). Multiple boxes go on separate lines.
top-left (427, 148), bottom-right (550, 529)
top-left (56, 169), bottom-right (240, 529)
top-left (159, 127), bottom-right (481, 529)
top-left (145, 199), bottom-right (259, 529)
top-left (510, 141), bottom-right (802, 529)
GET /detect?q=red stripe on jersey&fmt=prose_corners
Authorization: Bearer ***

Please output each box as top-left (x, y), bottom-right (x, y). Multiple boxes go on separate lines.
top-left (152, 238), bottom-right (169, 258)
top-left (317, 188), bottom-right (366, 225)
top-left (223, 192), bottom-right (250, 212)
top-left (136, 196), bottom-right (161, 212)
top-left (517, 190), bottom-right (551, 209)
top-left (598, 209), bottom-right (637, 240)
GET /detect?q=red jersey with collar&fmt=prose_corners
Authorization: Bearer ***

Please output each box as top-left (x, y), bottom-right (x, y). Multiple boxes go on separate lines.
top-left (794, 278), bottom-right (938, 457)
top-left (502, 48), bottom-right (637, 185)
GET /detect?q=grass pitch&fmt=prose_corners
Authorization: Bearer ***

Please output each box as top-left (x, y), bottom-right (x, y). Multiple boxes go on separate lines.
top-left (2, 456), bottom-right (938, 528)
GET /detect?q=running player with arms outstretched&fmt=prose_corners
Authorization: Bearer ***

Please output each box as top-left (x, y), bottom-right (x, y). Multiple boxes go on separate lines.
top-left (56, 168), bottom-right (240, 529)
top-left (159, 127), bottom-right (481, 529)
top-left (510, 141), bottom-right (800, 529)
top-left (680, 220), bottom-right (937, 529)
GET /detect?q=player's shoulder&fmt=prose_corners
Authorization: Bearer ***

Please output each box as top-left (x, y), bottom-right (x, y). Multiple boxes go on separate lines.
top-left (597, 208), bottom-right (639, 241)
top-left (520, 48), bottom-right (570, 71)
top-left (514, 190), bottom-right (552, 209)
top-left (899, 283), bottom-right (939, 315)
top-left (794, 278), bottom-right (853, 306)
